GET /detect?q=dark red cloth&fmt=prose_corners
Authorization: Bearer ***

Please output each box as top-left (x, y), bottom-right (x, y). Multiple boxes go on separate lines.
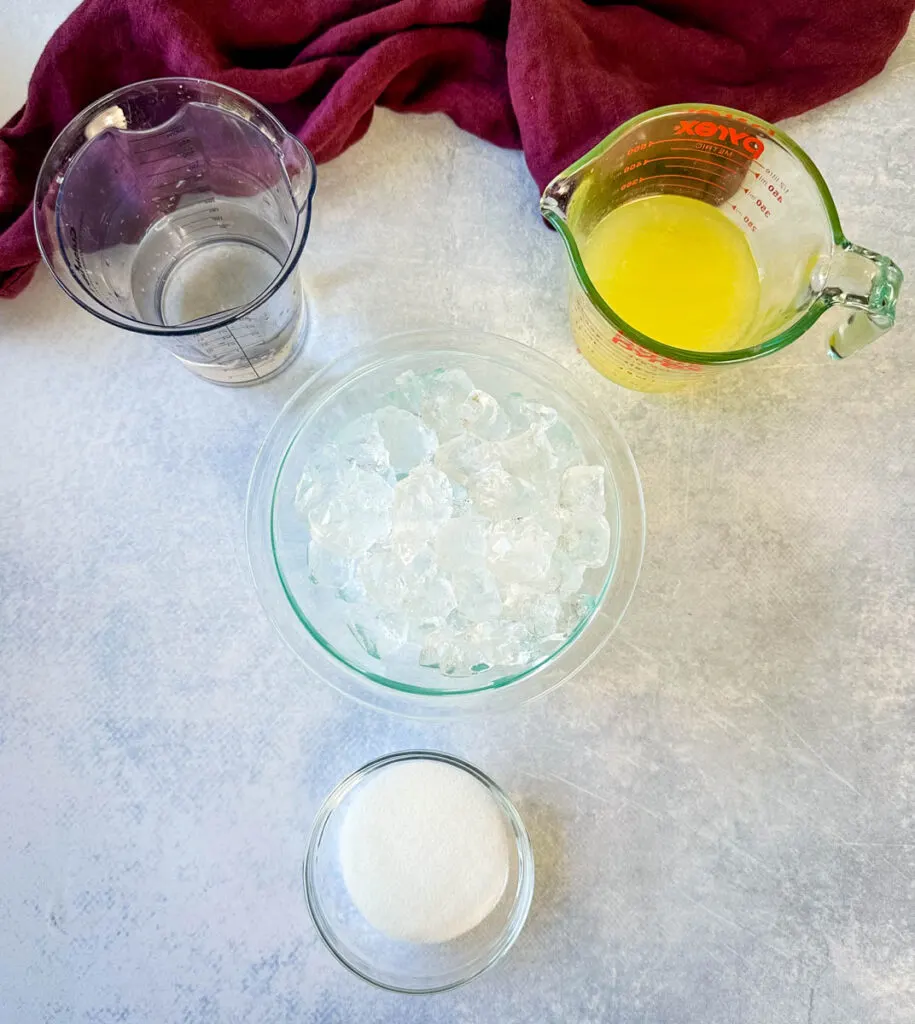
top-left (1, 0), bottom-right (912, 297)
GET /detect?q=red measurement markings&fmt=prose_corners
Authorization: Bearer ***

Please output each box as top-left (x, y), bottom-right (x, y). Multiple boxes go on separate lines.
top-left (750, 167), bottom-right (791, 199)
top-left (615, 181), bottom-right (728, 204)
top-left (666, 185), bottom-right (726, 202)
top-left (672, 144), bottom-right (746, 170)
top-left (616, 180), bottom-right (725, 202)
top-left (631, 136), bottom-right (762, 171)
top-left (754, 167), bottom-right (790, 191)
top-left (628, 154), bottom-right (740, 176)
top-left (648, 173), bottom-right (727, 191)
top-left (626, 136), bottom-right (692, 156)
top-left (607, 331), bottom-right (704, 371)
top-left (622, 166), bottom-right (729, 190)
top-left (741, 190), bottom-right (773, 217)
top-left (625, 134), bottom-right (743, 157)
top-left (728, 203), bottom-right (759, 232)
top-left (666, 156), bottom-right (737, 176)
top-left (631, 138), bottom-right (749, 160)
top-left (755, 177), bottom-right (786, 202)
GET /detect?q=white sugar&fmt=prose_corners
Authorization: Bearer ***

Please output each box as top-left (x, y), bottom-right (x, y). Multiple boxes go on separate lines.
top-left (339, 760), bottom-right (511, 944)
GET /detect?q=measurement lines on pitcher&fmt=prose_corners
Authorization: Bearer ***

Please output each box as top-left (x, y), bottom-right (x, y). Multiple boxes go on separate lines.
top-left (128, 124), bottom-right (223, 225)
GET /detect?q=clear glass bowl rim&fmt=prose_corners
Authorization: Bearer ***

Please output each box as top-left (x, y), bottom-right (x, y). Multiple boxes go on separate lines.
top-left (303, 749), bottom-right (535, 994)
top-left (246, 328), bottom-right (646, 717)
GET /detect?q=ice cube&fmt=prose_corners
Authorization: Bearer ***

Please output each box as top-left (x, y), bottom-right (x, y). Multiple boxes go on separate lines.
top-left (375, 405), bottom-right (437, 477)
top-left (451, 482), bottom-right (472, 517)
top-left (393, 464), bottom-right (454, 534)
top-left (294, 445), bottom-right (340, 517)
top-left (458, 390), bottom-right (512, 441)
top-left (418, 632), bottom-right (443, 669)
top-left (308, 466), bottom-right (394, 557)
top-left (338, 576), bottom-right (368, 604)
top-left (560, 511), bottom-right (612, 568)
top-left (547, 418), bottom-right (585, 474)
top-left (560, 465), bottom-right (606, 514)
top-left (358, 543), bottom-right (435, 611)
top-left (502, 585), bottom-right (563, 639)
top-left (465, 620), bottom-right (533, 669)
top-left (496, 426), bottom-right (558, 484)
top-left (451, 567), bottom-right (503, 622)
top-left (295, 471), bottom-right (322, 517)
top-left (559, 593), bottom-right (599, 633)
top-left (336, 414), bottom-right (391, 476)
top-left (446, 609), bottom-right (474, 631)
top-left (505, 395), bottom-right (560, 431)
top-left (469, 464), bottom-right (541, 519)
top-left (308, 541), bottom-right (353, 588)
top-left (301, 379), bottom-right (613, 681)
top-left (546, 548), bottom-right (586, 598)
top-left (435, 516), bottom-right (491, 572)
top-left (390, 527), bottom-right (433, 566)
top-left (407, 616), bottom-right (446, 646)
top-left (390, 461), bottom-right (454, 562)
top-left (348, 608), bottom-right (408, 660)
top-left (404, 574), bottom-right (457, 624)
top-left (487, 517), bottom-right (557, 584)
top-left (490, 621), bottom-right (535, 668)
top-left (419, 626), bottom-right (479, 677)
top-left (420, 368), bottom-right (475, 440)
top-left (435, 432), bottom-right (498, 486)
top-left (358, 545), bottom-right (406, 611)
top-left (537, 504), bottom-right (566, 541)
top-left (388, 370), bottom-right (425, 414)
top-left (533, 631), bottom-right (573, 661)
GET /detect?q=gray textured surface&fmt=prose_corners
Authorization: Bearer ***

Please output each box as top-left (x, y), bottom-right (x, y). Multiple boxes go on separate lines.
top-left (1, 7), bottom-right (914, 1023)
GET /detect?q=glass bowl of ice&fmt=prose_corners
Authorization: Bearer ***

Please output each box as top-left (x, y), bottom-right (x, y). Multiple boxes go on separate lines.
top-left (246, 329), bottom-right (645, 716)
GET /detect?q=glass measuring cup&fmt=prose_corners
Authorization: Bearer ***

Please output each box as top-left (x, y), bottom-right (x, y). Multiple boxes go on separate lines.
top-left (540, 103), bottom-right (902, 393)
top-left (34, 78), bottom-right (317, 385)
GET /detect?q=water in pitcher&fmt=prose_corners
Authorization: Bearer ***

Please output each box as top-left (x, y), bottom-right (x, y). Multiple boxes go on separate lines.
top-left (34, 79), bottom-right (317, 386)
top-left (129, 203), bottom-right (306, 383)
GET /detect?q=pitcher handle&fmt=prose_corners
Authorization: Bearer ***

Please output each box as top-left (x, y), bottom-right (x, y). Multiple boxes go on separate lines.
top-left (824, 242), bottom-right (903, 359)
top-left (280, 134), bottom-right (318, 214)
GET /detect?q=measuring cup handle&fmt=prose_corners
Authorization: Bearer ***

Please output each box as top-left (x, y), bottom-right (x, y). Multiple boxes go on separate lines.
top-left (280, 134), bottom-right (318, 213)
top-left (824, 242), bottom-right (903, 359)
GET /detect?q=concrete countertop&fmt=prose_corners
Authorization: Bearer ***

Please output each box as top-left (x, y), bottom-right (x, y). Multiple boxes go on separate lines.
top-left (1, 6), bottom-right (913, 1022)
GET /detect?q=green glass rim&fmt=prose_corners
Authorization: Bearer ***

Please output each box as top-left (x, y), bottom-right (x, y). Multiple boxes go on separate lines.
top-left (269, 427), bottom-right (621, 698)
top-left (541, 102), bottom-right (848, 365)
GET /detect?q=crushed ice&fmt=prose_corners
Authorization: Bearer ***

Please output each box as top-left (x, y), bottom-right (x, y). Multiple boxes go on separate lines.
top-left (296, 368), bottom-right (614, 678)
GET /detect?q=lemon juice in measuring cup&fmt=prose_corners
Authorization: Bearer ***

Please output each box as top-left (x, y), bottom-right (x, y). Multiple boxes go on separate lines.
top-left (34, 78), bottom-right (317, 385)
top-left (541, 104), bottom-right (902, 392)
top-left (581, 194), bottom-right (760, 353)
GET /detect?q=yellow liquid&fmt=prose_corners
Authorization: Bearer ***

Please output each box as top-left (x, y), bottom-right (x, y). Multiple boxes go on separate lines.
top-left (580, 194), bottom-right (760, 352)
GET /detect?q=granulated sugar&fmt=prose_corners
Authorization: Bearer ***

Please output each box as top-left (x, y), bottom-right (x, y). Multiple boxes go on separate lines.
top-left (338, 759), bottom-right (511, 943)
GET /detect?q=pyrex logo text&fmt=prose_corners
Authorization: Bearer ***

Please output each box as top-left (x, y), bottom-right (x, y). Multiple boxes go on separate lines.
top-left (673, 120), bottom-right (765, 158)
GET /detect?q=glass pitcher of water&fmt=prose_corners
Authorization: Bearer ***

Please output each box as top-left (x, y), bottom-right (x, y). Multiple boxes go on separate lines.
top-left (34, 78), bottom-right (316, 385)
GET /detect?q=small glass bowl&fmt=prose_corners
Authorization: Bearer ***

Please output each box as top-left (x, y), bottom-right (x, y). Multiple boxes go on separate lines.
top-left (246, 329), bottom-right (645, 716)
top-left (304, 751), bottom-right (534, 993)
